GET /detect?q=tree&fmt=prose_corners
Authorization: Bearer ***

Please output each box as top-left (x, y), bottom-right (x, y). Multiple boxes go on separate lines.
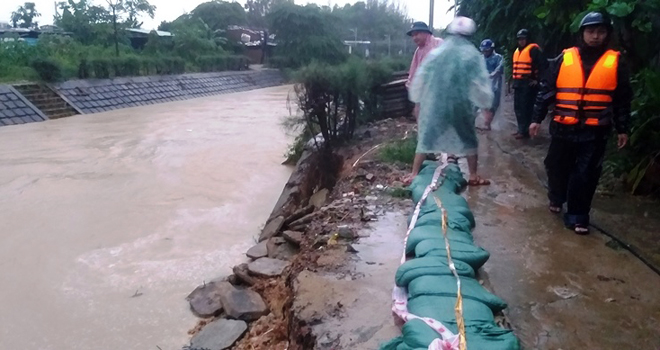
top-left (268, 3), bottom-right (346, 67)
top-left (124, 0), bottom-right (156, 28)
top-left (55, 0), bottom-right (113, 45)
top-left (11, 2), bottom-right (41, 29)
top-left (104, 0), bottom-right (156, 56)
top-left (190, 1), bottom-right (247, 31)
top-left (244, 0), bottom-right (292, 28)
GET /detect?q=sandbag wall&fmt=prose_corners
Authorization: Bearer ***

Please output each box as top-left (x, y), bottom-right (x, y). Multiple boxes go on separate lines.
top-left (381, 161), bottom-right (520, 350)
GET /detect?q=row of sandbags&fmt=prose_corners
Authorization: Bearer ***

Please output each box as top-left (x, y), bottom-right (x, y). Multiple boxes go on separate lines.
top-left (381, 161), bottom-right (520, 350)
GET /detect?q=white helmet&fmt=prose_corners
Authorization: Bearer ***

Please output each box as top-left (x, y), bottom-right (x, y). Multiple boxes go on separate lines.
top-left (446, 16), bottom-right (477, 36)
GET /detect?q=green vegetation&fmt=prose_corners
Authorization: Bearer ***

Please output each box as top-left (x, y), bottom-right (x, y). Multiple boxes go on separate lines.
top-left (0, 0), bottom-right (254, 83)
top-left (378, 136), bottom-right (417, 165)
top-left (388, 186), bottom-right (412, 199)
top-left (459, 0), bottom-right (660, 194)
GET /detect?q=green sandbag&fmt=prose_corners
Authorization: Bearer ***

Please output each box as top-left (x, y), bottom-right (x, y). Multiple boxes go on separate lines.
top-left (381, 318), bottom-right (520, 350)
top-left (415, 239), bottom-right (490, 269)
top-left (405, 226), bottom-right (473, 255)
top-left (414, 207), bottom-right (474, 232)
top-left (407, 295), bottom-right (496, 325)
top-left (396, 256), bottom-right (475, 287)
top-left (408, 275), bottom-right (508, 312)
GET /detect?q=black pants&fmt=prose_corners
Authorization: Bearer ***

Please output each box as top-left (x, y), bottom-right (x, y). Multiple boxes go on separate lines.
top-left (513, 85), bottom-right (538, 136)
top-left (544, 137), bottom-right (608, 226)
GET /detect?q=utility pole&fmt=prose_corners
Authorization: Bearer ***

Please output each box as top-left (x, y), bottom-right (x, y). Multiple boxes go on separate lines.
top-left (429, 0), bottom-right (434, 30)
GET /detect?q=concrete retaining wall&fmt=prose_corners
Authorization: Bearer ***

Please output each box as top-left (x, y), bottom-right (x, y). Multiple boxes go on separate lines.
top-left (53, 69), bottom-right (284, 114)
top-left (0, 85), bottom-right (48, 126)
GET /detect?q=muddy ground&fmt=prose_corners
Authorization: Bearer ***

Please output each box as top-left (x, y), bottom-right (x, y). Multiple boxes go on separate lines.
top-left (223, 96), bottom-right (660, 350)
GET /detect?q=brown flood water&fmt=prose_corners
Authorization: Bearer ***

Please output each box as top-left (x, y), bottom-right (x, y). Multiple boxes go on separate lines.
top-left (0, 86), bottom-right (294, 350)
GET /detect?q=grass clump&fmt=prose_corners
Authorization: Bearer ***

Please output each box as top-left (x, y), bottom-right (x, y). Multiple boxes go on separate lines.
top-left (378, 136), bottom-right (416, 165)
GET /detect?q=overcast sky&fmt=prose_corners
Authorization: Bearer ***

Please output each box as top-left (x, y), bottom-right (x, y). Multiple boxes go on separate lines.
top-left (0, 0), bottom-right (455, 32)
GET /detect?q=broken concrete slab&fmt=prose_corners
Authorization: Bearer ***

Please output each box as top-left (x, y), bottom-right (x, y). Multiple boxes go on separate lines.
top-left (219, 288), bottom-right (269, 321)
top-left (267, 237), bottom-right (299, 260)
top-left (248, 257), bottom-right (289, 278)
top-left (187, 281), bottom-right (234, 318)
top-left (190, 318), bottom-right (247, 350)
top-left (288, 213), bottom-right (315, 228)
top-left (259, 215), bottom-right (285, 242)
top-left (246, 240), bottom-right (268, 259)
top-left (283, 230), bottom-right (304, 246)
top-left (284, 205), bottom-right (315, 226)
top-left (309, 188), bottom-right (330, 208)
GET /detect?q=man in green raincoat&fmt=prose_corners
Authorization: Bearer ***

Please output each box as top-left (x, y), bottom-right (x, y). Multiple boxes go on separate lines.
top-left (408, 16), bottom-right (493, 186)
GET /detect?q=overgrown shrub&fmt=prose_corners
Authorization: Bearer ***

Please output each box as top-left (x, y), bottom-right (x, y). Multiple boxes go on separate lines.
top-left (78, 58), bottom-right (90, 79)
top-left (30, 57), bottom-right (63, 82)
top-left (91, 58), bottom-right (111, 79)
top-left (292, 58), bottom-right (395, 150)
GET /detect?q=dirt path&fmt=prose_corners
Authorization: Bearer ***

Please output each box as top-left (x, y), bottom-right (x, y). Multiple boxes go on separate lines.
top-left (471, 95), bottom-right (660, 349)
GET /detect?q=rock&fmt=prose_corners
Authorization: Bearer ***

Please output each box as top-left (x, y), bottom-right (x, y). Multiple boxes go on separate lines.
top-left (259, 216), bottom-right (285, 242)
top-left (288, 213), bottom-right (315, 228)
top-left (233, 263), bottom-right (257, 286)
top-left (309, 188), bottom-right (329, 208)
top-left (248, 257), bottom-right (289, 278)
top-left (187, 281), bottom-right (234, 318)
top-left (337, 225), bottom-right (355, 239)
top-left (283, 205), bottom-right (315, 226)
top-left (246, 240), bottom-right (268, 259)
top-left (282, 230), bottom-right (304, 246)
top-left (219, 288), bottom-right (269, 321)
top-left (190, 318), bottom-right (247, 350)
top-left (365, 173), bottom-right (375, 181)
top-left (267, 237), bottom-right (299, 260)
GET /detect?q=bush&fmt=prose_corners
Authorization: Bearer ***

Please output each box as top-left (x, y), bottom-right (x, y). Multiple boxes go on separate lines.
top-left (119, 56), bottom-right (142, 76)
top-left (153, 56), bottom-right (185, 75)
top-left (30, 57), bottom-right (63, 82)
top-left (78, 58), bottom-right (90, 79)
top-left (197, 55), bottom-right (249, 72)
top-left (90, 58), bottom-right (111, 79)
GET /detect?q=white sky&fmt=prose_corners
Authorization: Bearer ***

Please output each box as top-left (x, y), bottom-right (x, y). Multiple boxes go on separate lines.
top-left (0, 0), bottom-right (455, 32)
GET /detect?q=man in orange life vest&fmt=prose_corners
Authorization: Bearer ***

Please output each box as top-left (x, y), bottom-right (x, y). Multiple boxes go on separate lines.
top-left (529, 12), bottom-right (632, 234)
top-left (512, 29), bottom-right (545, 139)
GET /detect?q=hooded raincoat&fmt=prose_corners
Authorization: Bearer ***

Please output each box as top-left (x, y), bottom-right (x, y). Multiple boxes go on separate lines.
top-left (409, 35), bottom-right (493, 156)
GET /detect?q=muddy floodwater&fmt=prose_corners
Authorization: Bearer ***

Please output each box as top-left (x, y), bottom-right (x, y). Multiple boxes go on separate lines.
top-left (0, 86), bottom-right (294, 350)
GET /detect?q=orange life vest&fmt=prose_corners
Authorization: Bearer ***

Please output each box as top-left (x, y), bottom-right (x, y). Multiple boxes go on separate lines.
top-left (512, 43), bottom-right (540, 80)
top-left (554, 47), bottom-right (619, 126)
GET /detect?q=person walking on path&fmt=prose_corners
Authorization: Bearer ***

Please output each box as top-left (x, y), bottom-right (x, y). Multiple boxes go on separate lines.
top-left (404, 21), bottom-right (443, 182)
top-left (512, 29), bottom-right (546, 139)
top-left (406, 21), bottom-right (444, 91)
top-left (480, 39), bottom-right (504, 130)
top-left (529, 12), bottom-right (632, 234)
top-left (408, 16), bottom-right (493, 186)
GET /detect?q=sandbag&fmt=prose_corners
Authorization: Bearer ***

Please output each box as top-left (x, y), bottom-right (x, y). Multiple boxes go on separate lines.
top-left (408, 275), bottom-right (508, 312)
top-left (407, 295), bottom-right (496, 325)
top-left (414, 208), bottom-right (474, 232)
top-left (414, 238), bottom-right (490, 269)
top-left (395, 256), bottom-right (475, 287)
top-left (405, 225), bottom-right (474, 255)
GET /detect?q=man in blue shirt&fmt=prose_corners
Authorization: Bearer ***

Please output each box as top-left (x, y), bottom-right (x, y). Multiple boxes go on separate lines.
top-left (480, 39), bottom-right (504, 130)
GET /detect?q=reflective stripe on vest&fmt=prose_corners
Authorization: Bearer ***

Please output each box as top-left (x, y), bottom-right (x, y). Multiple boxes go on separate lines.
top-left (553, 47), bottom-right (619, 126)
top-left (512, 43), bottom-right (539, 80)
